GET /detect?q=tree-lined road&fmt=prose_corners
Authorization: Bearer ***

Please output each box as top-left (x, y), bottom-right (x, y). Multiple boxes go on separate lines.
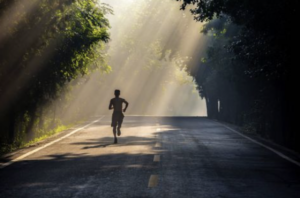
top-left (0, 116), bottom-right (299, 198)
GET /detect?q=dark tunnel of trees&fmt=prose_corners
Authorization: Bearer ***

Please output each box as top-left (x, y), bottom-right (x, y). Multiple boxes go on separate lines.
top-left (176, 0), bottom-right (298, 152)
top-left (0, 0), bottom-right (298, 154)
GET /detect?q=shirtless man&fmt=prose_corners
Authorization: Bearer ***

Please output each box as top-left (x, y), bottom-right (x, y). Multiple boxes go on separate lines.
top-left (109, 90), bottom-right (129, 144)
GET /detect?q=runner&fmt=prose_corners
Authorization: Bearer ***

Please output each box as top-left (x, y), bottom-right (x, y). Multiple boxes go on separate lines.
top-left (109, 90), bottom-right (129, 144)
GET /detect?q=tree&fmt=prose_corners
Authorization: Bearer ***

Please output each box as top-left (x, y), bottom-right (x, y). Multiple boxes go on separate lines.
top-left (0, 0), bottom-right (111, 150)
top-left (178, 0), bottom-right (298, 151)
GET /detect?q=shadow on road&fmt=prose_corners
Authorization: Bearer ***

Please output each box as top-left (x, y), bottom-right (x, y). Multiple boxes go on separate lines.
top-left (82, 143), bottom-right (114, 149)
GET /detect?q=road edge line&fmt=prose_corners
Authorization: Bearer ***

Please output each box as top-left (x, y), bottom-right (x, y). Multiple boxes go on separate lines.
top-left (213, 120), bottom-right (300, 167)
top-left (0, 116), bottom-right (104, 169)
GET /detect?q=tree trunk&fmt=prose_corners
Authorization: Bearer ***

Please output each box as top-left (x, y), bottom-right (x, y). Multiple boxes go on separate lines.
top-left (8, 110), bottom-right (16, 144)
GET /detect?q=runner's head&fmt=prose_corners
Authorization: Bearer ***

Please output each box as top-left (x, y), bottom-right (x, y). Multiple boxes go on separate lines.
top-left (114, 89), bottom-right (120, 97)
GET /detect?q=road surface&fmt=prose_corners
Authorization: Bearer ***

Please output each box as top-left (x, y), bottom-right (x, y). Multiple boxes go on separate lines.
top-left (0, 116), bottom-right (299, 198)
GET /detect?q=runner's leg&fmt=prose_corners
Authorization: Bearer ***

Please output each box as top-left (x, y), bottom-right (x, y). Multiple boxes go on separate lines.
top-left (112, 113), bottom-right (118, 143)
top-left (113, 126), bottom-right (117, 143)
top-left (117, 115), bottom-right (123, 136)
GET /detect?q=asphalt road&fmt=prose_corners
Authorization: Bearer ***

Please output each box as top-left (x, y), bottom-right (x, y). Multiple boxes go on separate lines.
top-left (0, 116), bottom-right (299, 198)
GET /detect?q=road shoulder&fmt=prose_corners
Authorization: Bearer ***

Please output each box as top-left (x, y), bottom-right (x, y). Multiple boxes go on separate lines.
top-left (214, 119), bottom-right (300, 167)
top-left (0, 119), bottom-right (98, 168)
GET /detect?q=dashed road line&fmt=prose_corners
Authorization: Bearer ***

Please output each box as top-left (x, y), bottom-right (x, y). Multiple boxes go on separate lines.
top-left (154, 155), bottom-right (160, 162)
top-left (155, 142), bottom-right (161, 148)
top-left (148, 175), bottom-right (159, 188)
top-left (150, 121), bottom-right (161, 188)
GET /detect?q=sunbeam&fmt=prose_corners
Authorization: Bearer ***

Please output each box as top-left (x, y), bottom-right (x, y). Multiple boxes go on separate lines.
top-left (65, 0), bottom-right (208, 117)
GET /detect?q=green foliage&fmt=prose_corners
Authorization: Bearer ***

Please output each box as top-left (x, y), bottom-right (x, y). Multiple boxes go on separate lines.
top-left (0, 0), bottom-right (111, 149)
top-left (179, 0), bottom-right (291, 80)
top-left (0, 120), bottom-right (82, 156)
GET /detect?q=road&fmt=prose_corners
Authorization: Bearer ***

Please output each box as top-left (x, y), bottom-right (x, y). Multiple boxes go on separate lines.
top-left (0, 116), bottom-right (299, 198)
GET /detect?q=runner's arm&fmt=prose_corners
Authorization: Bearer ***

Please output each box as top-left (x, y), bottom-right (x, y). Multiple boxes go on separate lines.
top-left (109, 99), bottom-right (113, 110)
top-left (123, 100), bottom-right (129, 112)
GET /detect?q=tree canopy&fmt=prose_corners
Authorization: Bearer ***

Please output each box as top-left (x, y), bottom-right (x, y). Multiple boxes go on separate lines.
top-left (178, 0), bottom-right (298, 151)
top-left (0, 0), bottom-right (111, 150)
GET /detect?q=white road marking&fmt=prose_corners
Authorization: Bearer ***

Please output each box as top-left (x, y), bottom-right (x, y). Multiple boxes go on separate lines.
top-left (216, 121), bottom-right (300, 167)
top-left (0, 116), bottom-right (104, 169)
top-left (155, 142), bottom-right (161, 148)
top-left (148, 175), bottom-right (159, 188)
top-left (154, 155), bottom-right (160, 162)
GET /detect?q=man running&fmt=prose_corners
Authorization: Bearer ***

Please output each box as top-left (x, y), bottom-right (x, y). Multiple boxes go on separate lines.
top-left (109, 90), bottom-right (129, 144)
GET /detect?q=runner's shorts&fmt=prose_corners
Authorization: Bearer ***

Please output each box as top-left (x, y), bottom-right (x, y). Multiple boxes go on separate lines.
top-left (111, 111), bottom-right (124, 127)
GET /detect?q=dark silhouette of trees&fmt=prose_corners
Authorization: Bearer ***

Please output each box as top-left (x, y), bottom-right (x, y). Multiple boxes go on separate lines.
top-left (178, 0), bottom-right (298, 151)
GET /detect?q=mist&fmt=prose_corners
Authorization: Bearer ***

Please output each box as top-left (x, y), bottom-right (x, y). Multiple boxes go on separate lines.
top-left (63, 0), bottom-right (208, 118)
top-left (0, 0), bottom-right (209, 148)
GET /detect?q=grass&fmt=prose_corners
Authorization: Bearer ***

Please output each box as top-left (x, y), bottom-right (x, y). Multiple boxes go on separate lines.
top-left (0, 120), bottom-right (85, 157)
top-left (23, 124), bottom-right (72, 147)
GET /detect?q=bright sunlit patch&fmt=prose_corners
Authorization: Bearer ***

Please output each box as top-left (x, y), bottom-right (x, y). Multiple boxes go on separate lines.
top-left (35, 0), bottom-right (208, 122)
top-left (62, 0), bottom-right (208, 117)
